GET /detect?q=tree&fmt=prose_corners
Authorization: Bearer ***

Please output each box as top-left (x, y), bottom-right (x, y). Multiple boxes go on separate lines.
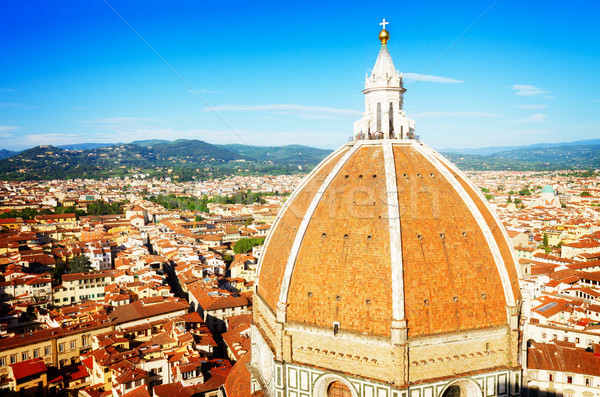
top-left (542, 234), bottom-right (549, 247)
top-left (233, 237), bottom-right (265, 254)
top-left (507, 195), bottom-right (512, 203)
top-left (67, 255), bottom-right (92, 274)
top-left (481, 187), bottom-right (490, 193)
top-left (223, 254), bottom-right (233, 266)
top-left (485, 194), bottom-right (493, 201)
top-left (518, 188), bottom-right (531, 196)
top-left (194, 215), bottom-right (204, 222)
top-left (581, 191), bottom-right (592, 197)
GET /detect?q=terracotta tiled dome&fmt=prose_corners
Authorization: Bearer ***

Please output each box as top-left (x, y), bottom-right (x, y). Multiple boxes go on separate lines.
top-left (256, 139), bottom-right (519, 339)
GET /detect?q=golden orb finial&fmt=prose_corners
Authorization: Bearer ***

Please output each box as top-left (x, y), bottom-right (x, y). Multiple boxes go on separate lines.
top-left (378, 18), bottom-right (390, 45)
top-left (379, 29), bottom-right (390, 45)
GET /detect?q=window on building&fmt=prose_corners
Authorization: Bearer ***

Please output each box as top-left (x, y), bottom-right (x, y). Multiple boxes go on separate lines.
top-left (564, 336), bottom-right (569, 342)
top-left (553, 334), bottom-right (557, 340)
top-left (586, 378), bottom-right (592, 387)
top-left (0, 357), bottom-right (5, 366)
top-left (567, 375), bottom-right (573, 384)
top-left (549, 373), bottom-right (554, 381)
top-left (33, 350), bottom-right (39, 358)
top-left (44, 347), bottom-right (50, 356)
top-left (21, 352), bottom-right (27, 361)
top-left (576, 338), bottom-right (580, 343)
top-left (82, 336), bottom-right (88, 346)
top-left (542, 333), bottom-right (547, 339)
top-left (10, 355), bottom-right (16, 364)
top-left (59, 343), bottom-right (65, 352)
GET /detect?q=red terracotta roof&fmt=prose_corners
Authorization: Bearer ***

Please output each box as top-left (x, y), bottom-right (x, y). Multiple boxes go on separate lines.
top-left (122, 385), bottom-right (151, 397)
top-left (528, 341), bottom-right (600, 376)
top-left (10, 358), bottom-right (47, 380)
top-left (224, 354), bottom-right (251, 397)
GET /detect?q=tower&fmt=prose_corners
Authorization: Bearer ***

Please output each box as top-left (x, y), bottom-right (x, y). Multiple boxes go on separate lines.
top-left (251, 21), bottom-right (521, 397)
top-left (353, 19), bottom-right (416, 140)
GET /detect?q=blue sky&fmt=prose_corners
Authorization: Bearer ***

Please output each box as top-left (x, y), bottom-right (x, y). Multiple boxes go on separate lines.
top-left (1, 0), bottom-right (598, 150)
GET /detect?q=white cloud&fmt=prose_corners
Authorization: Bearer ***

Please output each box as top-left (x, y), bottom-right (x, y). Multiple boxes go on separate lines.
top-left (0, 88), bottom-right (15, 93)
top-left (83, 117), bottom-right (159, 124)
top-left (593, 99), bottom-right (600, 103)
top-left (403, 73), bottom-right (465, 84)
top-left (514, 113), bottom-right (547, 123)
top-left (0, 102), bottom-right (23, 108)
top-left (413, 111), bottom-right (503, 118)
top-left (511, 85), bottom-right (549, 96)
top-left (0, 126), bottom-right (19, 133)
top-left (206, 104), bottom-right (362, 119)
top-left (516, 104), bottom-right (548, 109)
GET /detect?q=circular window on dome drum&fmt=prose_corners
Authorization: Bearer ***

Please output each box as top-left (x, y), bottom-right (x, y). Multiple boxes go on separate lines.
top-left (327, 381), bottom-right (352, 397)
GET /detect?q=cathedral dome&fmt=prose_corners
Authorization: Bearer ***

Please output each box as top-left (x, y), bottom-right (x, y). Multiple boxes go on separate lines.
top-left (251, 21), bottom-right (521, 396)
top-left (256, 140), bottom-right (520, 339)
top-left (252, 140), bottom-right (521, 390)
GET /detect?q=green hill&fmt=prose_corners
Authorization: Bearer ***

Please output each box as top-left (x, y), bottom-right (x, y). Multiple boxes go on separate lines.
top-left (1, 139), bottom-right (598, 181)
top-left (219, 144), bottom-right (332, 165)
top-left (441, 144), bottom-right (600, 171)
top-left (130, 139), bottom-right (171, 147)
top-left (0, 140), bottom-right (329, 181)
top-left (0, 149), bottom-right (18, 160)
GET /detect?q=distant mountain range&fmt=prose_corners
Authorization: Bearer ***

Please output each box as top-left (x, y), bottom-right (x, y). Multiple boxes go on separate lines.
top-left (0, 140), bottom-right (333, 181)
top-left (439, 139), bottom-right (600, 156)
top-left (439, 140), bottom-right (600, 171)
top-left (0, 138), bottom-right (597, 181)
